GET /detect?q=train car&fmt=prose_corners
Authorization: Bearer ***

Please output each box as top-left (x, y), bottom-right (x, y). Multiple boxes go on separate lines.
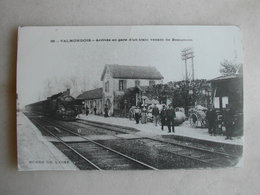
top-left (25, 89), bottom-right (79, 121)
top-left (25, 100), bottom-right (48, 114)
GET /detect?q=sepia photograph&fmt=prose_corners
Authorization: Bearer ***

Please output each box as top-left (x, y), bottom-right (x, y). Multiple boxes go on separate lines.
top-left (17, 26), bottom-right (243, 170)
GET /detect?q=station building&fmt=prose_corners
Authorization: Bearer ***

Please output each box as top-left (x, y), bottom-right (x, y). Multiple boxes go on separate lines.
top-left (77, 64), bottom-right (164, 116)
top-left (100, 64), bottom-right (164, 115)
top-left (76, 88), bottom-right (103, 115)
top-left (210, 74), bottom-right (243, 113)
top-left (101, 64), bottom-right (163, 115)
top-left (210, 74), bottom-right (243, 135)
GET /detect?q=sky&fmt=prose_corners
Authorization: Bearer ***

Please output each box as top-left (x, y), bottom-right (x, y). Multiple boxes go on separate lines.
top-left (17, 26), bottom-right (244, 107)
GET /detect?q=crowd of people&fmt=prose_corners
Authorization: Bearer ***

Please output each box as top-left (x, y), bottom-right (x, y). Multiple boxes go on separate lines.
top-left (129, 103), bottom-right (176, 133)
top-left (130, 103), bottom-right (237, 138)
top-left (206, 104), bottom-right (236, 140)
top-left (83, 102), bottom-right (237, 139)
top-left (84, 105), bottom-right (98, 116)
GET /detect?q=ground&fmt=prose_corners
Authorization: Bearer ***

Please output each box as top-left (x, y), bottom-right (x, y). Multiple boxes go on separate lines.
top-left (17, 112), bottom-right (243, 170)
top-left (78, 114), bottom-right (243, 145)
top-left (17, 112), bottom-right (78, 170)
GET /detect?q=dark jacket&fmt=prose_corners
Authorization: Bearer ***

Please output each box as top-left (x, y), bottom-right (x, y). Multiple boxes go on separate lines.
top-left (160, 109), bottom-right (167, 120)
top-left (222, 109), bottom-right (235, 126)
top-left (166, 108), bottom-right (176, 120)
top-left (152, 106), bottom-right (159, 116)
top-left (86, 107), bottom-right (89, 115)
top-left (206, 109), bottom-right (217, 123)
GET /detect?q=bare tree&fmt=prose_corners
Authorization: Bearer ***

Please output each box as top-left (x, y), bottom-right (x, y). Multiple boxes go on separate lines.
top-left (220, 59), bottom-right (242, 76)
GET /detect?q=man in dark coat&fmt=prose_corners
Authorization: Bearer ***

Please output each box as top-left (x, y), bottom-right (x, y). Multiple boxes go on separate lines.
top-left (166, 105), bottom-right (176, 133)
top-left (104, 105), bottom-right (109, 117)
top-left (137, 99), bottom-right (142, 108)
top-left (206, 105), bottom-right (217, 136)
top-left (152, 103), bottom-right (160, 126)
top-left (134, 107), bottom-right (141, 124)
top-left (160, 105), bottom-right (167, 130)
top-left (222, 104), bottom-right (235, 140)
top-left (86, 106), bottom-right (89, 116)
top-left (93, 106), bottom-right (97, 115)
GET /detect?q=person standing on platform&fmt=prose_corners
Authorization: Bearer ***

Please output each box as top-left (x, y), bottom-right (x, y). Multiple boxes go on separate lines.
top-left (160, 105), bottom-right (167, 130)
top-left (134, 107), bottom-right (141, 124)
top-left (104, 105), bottom-right (109, 117)
top-left (206, 105), bottom-right (217, 136)
top-left (141, 106), bottom-right (147, 124)
top-left (137, 98), bottom-right (142, 108)
top-left (129, 106), bottom-right (135, 120)
top-left (93, 106), bottom-right (97, 115)
top-left (223, 104), bottom-right (235, 140)
top-left (166, 105), bottom-right (176, 133)
top-left (152, 103), bottom-right (160, 126)
top-left (86, 106), bottom-right (89, 116)
top-left (82, 107), bottom-right (85, 115)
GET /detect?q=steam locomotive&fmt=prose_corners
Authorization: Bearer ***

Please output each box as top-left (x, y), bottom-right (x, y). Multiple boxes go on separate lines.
top-left (25, 89), bottom-right (83, 121)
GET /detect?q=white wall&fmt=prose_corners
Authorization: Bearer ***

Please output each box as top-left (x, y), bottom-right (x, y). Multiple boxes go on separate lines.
top-left (102, 68), bottom-right (114, 114)
top-left (102, 66), bottom-right (163, 115)
top-left (113, 78), bottom-right (163, 92)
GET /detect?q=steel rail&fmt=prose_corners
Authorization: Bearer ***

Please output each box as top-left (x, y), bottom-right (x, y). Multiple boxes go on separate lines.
top-left (144, 137), bottom-right (240, 158)
top-left (76, 118), bottom-right (137, 131)
top-left (73, 121), bottom-right (232, 167)
top-left (37, 118), bottom-right (159, 170)
top-left (32, 116), bottom-right (236, 168)
top-left (78, 118), bottom-right (239, 158)
top-left (41, 118), bottom-right (220, 167)
top-left (73, 120), bottom-right (130, 134)
top-left (31, 118), bottom-right (102, 170)
top-left (139, 137), bottom-right (235, 167)
top-left (74, 118), bottom-right (239, 160)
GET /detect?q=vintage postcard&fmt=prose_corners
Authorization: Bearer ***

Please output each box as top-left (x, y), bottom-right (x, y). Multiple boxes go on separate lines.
top-left (17, 26), bottom-right (243, 170)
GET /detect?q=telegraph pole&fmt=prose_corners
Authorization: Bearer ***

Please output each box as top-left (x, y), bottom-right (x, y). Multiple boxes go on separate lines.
top-left (181, 48), bottom-right (195, 80)
top-left (191, 56), bottom-right (194, 80)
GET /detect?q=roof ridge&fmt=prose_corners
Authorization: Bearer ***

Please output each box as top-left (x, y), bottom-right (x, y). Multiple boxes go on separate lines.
top-left (107, 64), bottom-right (155, 68)
top-left (82, 87), bottom-right (102, 93)
top-left (101, 64), bottom-right (164, 80)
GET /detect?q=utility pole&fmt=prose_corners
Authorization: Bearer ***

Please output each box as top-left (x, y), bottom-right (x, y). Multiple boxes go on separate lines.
top-left (181, 48), bottom-right (195, 81)
top-left (191, 56), bottom-right (194, 80)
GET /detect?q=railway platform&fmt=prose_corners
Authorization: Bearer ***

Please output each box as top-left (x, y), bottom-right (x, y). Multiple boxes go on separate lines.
top-left (78, 114), bottom-right (243, 146)
top-left (17, 112), bottom-right (78, 170)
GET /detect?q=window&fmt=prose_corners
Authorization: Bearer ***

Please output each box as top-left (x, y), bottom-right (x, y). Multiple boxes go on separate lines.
top-left (214, 97), bottom-right (220, 109)
top-left (119, 80), bottom-right (127, 91)
top-left (149, 80), bottom-right (155, 86)
top-left (135, 80), bottom-right (140, 87)
top-left (105, 81), bottom-right (109, 92)
top-left (222, 96), bottom-right (229, 108)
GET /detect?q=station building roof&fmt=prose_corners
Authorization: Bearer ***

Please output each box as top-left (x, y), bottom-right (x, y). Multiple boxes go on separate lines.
top-left (210, 74), bottom-right (242, 82)
top-left (101, 64), bottom-right (164, 81)
top-left (77, 88), bottom-right (103, 100)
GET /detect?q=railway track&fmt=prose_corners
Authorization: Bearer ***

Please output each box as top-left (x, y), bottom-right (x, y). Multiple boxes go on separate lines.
top-left (131, 138), bottom-right (239, 167)
top-left (29, 117), bottom-right (158, 170)
top-left (69, 120), bottom-right (129, 135)
top-left (26, 114), bottom-right (241, 169)
top-left (75, 119), bottom-right (138, 134)
top-left (68, 118), bottom-right (240, 167)
top-left (75, 119), bottom-right (240, 156)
